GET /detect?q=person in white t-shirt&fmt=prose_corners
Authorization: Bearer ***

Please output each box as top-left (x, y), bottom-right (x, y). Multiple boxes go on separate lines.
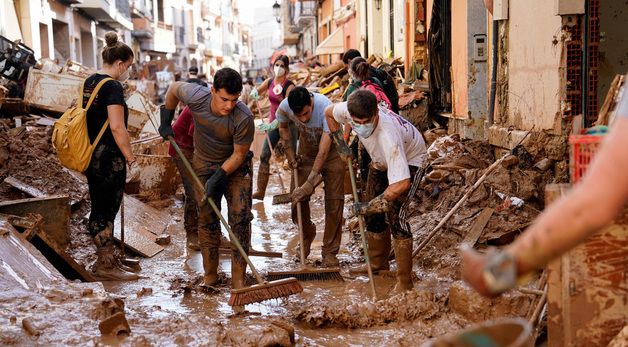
top-left (325, 89), bottom-right (427, 292)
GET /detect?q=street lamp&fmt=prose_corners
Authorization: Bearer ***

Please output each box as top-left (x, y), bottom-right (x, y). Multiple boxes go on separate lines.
top-left (272, 1), bottom-right (281, 23)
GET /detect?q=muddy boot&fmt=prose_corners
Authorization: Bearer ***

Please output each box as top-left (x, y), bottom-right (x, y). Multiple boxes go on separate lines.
top-left (231, 258), bottom-right (247, 290)
top-left (186, 229), bottom-right (201, 251)
top-left (392, 237), bottom-right (414, 293)
top-left (321, 254), bottom-right (340, 268)
top-left (92, 244), bottom-right (140, 281)
top-left (201, 248), bottom-right (219, 287)
top-left (252, 163), bottom-right (270, 200)
top-left (349, 230), bottom-right (391, 274)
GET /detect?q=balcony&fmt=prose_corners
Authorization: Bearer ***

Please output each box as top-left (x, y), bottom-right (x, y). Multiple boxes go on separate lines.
top-left (294, 0), bottom-right (317, 27)
top-left (73, 0), bottom-right (133, 30)
top-left (131, 0), bottom-right (152, 19)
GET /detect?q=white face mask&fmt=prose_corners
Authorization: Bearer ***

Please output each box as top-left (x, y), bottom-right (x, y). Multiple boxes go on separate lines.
top-left (118, 64), bottom-right (130, 82)
top-left (352, 122), bottom-right (375, 138)
top-left (274, 66), bottom-right (286, 77)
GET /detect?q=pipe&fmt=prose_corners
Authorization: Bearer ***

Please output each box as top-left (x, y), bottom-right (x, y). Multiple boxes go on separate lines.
top-left (488, 19), bottom-right (498, 125)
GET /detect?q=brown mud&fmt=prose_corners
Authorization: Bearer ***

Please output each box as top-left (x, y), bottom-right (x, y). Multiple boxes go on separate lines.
top-left (0, 126), bottom-right (565, 345)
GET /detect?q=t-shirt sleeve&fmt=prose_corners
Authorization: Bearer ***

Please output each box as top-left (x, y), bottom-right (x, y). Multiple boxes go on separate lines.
top-left (617, 75), bottom-right (628, 119)
top-left (380, 132), bottom-right (411, 184)
top-left (317, 95), bottom-right (332, 133)
top-left (276, 99), bottom-right (292, 123)
top-left (101, 80), bottom-right (125, 106)
top-left (332, 102), bottom-right (351, 125)
top-left (176, 82), bottom-right (209, 113)
top-left (234, 106), bottom-right (255, 146)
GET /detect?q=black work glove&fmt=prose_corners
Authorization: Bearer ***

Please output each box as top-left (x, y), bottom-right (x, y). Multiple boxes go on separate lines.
top-left (158, 106), bottom-right (175, 140)
top-left (330, 130), bottom-right (352, 162)
top-left (204, 168), bottom-right (227, 200)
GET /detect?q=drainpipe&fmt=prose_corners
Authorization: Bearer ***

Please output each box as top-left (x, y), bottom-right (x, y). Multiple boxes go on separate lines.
top-left (488, 19), bottom-right (498, 125)
top-left (364, 0), bottom-right (369, 56)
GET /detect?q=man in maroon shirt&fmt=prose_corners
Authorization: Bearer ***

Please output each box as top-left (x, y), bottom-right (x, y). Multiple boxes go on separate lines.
top-left (168, 106), bottom-right (200, 250)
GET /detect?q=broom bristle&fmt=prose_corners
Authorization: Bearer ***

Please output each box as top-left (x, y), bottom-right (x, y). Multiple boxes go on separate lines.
top-left (228, 278), bottom-right (303, 306)
top-left (266, 268), bottom-right (344, 282)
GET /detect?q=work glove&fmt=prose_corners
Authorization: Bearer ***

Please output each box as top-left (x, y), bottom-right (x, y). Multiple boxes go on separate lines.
top-left (249, 88), bottom-right (259, 101)
top-left (330, 130), bottom-right (352, 162)
top-left (158, 106), bottom-right (175, 140)
top-left (291, 171), bottom-right (321, 203)
top-left (353, 194), bottom-right (391, 216)
top-left (284, 143), bottom-right (299, 170)
top-left (204, 168), bottom-right (227, 200)
top-left (259, 119), bottom-right (279, 132)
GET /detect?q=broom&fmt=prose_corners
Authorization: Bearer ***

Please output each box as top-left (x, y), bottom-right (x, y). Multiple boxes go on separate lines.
top-left (266, 165), bottom-right (343, 281)
top-left (347, 158), bottom-right (377, 300)
top-left (169, 138), bottom-right (303, 306)
top-left (254, 100), bottom-right (291, 204)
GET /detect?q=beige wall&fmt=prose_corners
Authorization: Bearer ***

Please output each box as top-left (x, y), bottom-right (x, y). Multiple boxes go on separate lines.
top-left (506, 0), bottom-right (562, 132)
top-left (451, 0), bottom-right (468, 118)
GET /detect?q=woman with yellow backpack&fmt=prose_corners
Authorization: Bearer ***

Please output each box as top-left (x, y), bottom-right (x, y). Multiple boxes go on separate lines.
top-left (83, 32), bottom-right (138, 280)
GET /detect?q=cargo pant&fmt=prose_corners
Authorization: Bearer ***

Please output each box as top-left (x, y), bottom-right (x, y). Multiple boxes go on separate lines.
top-left (364, 164), bottom-right (424, 239)
top-left (85, 142), bottom-right (126, 238)
top-left (172, 147), bottom-right (198, 235)
top-left (193, 152), bottom-right (254, 266)
top-left (292, 132), bottom-right (345, 258)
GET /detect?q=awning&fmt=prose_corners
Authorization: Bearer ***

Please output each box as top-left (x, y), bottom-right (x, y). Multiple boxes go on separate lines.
top-left (1, 0), bottom-right (23, 42)
top-left (315, 27), bottom-right (344, 56)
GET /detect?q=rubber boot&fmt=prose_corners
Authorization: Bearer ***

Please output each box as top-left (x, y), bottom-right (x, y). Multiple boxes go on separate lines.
top-left (392, 237), bottom-right (414, 293)
top-left (201, 248), bottom-right (219, 287)
top-left (321, 254), bottom-right (340, 268)
top-left (92, 244), bottom-right (140, 281)
top-left (252, 163), bottom-right (270, 200)
top-left (186, 229), bottom-right (201, 251)
top-left (349, 229), bottom-right (391, 274)
top-left (296, 222), bottom-right (317, 261)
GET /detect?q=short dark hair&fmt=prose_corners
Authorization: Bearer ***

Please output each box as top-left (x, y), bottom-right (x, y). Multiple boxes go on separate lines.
top-left (189, 66), bottom-right (199, 74)
top-left (102, 32), bottom-right (133, 65)
top-left (342, 49), bottom-right (362, 65)
top-left (213, 68), bottom-right (243, 95)
top-left (287, 87), bottom-right (312, 115)
top-left (347, 89), bottom-right (378, 120)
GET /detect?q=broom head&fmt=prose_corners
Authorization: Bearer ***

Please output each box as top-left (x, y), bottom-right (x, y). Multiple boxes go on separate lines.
top-left (272, 192), bottom-right (293, 205)
top-left (228, 277), bottom-right (303, 306)
top-left (266, 268), bottom-right (344, 282)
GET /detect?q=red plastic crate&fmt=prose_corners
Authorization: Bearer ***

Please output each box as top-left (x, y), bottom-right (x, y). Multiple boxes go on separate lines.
top-left (569, 135), bottom-right (603, 183)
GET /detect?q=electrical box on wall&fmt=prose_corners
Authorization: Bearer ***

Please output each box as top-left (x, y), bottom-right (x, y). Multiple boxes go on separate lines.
top-left (473, 35), bottom-right (487, 62)
top-left (554, 0), bottom-right (585, 15)
top-left (493, 0), bottom-right (508, 20)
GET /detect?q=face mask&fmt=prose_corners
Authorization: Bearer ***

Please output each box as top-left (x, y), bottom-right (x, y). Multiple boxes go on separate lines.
top-left (274, 66), bottom-right (286, 77)
top-left (352, 122), bottom-right (375, 138)
top-left (118, 66), bottom-right (129, 82)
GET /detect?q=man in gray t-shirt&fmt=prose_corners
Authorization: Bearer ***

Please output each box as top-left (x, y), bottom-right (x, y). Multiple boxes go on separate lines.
top-left (159, 68), bottom-right (254, 294)
top-left (276, 87), bottom-right (345, 267)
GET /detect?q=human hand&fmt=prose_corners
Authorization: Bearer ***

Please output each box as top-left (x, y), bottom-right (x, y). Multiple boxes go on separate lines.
top-left (291, 181), bottom-right (314, 203)
top-left (158, 107), bottom-right (175, 140)
top-left (204, 168), bottom-right (227, 199)
top-left (259, 119), bottom-right (279, 132)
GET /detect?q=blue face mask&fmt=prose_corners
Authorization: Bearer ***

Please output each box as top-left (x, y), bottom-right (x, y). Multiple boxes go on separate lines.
top-left (352, 122), bottom-right (375, 138)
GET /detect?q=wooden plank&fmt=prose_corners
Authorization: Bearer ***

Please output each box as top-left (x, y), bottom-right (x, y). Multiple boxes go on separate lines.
top-left (461, 207), bottom-right (494, 248)
top-left (3, 176), bottom-right (46, 197)
top-left (0, 218), bottom-right (65, 290)
top-left (0, 195), bottom-right (71, 247)
top-left (111, 194), bottom-right (166, 258)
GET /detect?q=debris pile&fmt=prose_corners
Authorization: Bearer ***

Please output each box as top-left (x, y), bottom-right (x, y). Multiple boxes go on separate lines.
top-left (295, 289), bottom-right (442, 328)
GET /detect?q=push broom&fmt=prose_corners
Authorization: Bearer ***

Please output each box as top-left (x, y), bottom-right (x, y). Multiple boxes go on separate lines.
top-left (169, 138), bottom-right (303, 306)
top-left (266, 146), bottom-right (343, 281)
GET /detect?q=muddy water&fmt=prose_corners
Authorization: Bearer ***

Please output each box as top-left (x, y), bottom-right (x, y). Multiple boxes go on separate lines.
top-left (101, 166), bottom-right (429, 345)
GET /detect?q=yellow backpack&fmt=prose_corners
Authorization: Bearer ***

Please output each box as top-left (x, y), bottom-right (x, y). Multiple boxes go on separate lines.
top-left (52, 77), bottom-right (112, 173)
